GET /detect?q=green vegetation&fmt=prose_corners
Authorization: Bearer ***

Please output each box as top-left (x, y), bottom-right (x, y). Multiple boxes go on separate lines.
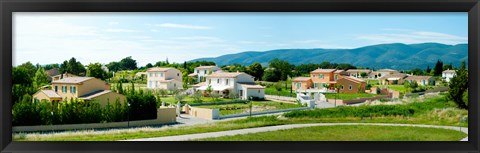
top-left (284, 95), bottom-right (468, 127)
top-left (196, 101), bottom-right (301, 116)
top-left (374, 85), bottom-right (408, 93)
top-left (447, 61), bottom-right (468, 109)
top-left (196, 125), bottom-right (466, 141)
top-left (159, 96), bottom-right (230, 105)
top-left (14, 116), bottom-right (285, 141)
top-left (324, 93), bottom-right (378, 100)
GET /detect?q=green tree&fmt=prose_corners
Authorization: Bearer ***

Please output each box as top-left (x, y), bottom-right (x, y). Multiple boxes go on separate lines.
top-left (262, 68), bottom-right (280, 82)
top-left (448, 61), bottom-right (468, 109)
top-left (192, 90), bottom-right (203, 103)
top-left (106, 61), bottom-right (122, 72)
top-left (433, 59), bottom-right (443, 76)
top-left (145, 63), bottom-right (153, 68)
top-left (443, 63), bottom-right (453, 71)
top-left (425, 66), bottom-right (431, 75)
top-left (13, 66), bottom-right (33, 85)
top-left (360, 72), bottom-right (368, 78)
top-left (269, 58), bottom-right (293, 81)
top-left (33, 68), bottom-right (50, 88)
top-left (119, 56), bottom-right (138, 70)
top-left (87, 63), bottom-right (109, 80)
top-left (247, 62), bottom-right (264, 81)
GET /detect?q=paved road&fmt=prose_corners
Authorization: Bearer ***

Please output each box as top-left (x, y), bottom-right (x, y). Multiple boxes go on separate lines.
top-left (124, 123), bottom-right (469, 141)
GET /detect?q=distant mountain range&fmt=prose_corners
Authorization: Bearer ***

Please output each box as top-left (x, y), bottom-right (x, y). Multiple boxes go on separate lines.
top-left (190, 43), bottom-right (468, 70)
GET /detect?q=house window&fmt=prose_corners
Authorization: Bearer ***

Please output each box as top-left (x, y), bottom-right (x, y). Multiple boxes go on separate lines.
top-left (177, 73), bottom-right (180, 76)
top-left (174, 83), bottom-right (176, 87)
top-left (226, 79), bottom-right (229, 85)
top-left (209, 79), bottom-right (211, 84)
top-left (312, 74), bottom-right (316, 77)
top-left (54, 86), bottom-right (58, 92)
top-left (62, 86), bottom-right (67, 93)
top-left (204, 70), bottom-right (207, 74)
top-left (161, 73), bottom-right (164, 77)
top-left (349, 85), bottom-right (352, 90)
top-left (149, 81), bottom-right (152, 87)
top-left (341, 85), bottom-right (344, 90)
top-left (334, 74), bottom-right (338, 80)
top-left (149, 73), bottom-right (152, 77)
top-left (218, 79), bottom-right (221, 84)
top-left (319, 74), bottom-right (324, 79)
top-left (197, 70), bottom-right (199, 73)
top-left (155, 73), bottom-right (158, 77)
top-left (258, 90), bottom-right (260, 93)
top-left (70, 86), bottom-right (76, 94)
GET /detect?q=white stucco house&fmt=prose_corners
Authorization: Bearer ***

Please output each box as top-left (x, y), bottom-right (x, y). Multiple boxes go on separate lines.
top-left (147, 67), bottom-right (183, 90)
top-left (194, 71), bottom-right (265, 100)
top-left (188, 66), bottom-right (221, 83)
top-left (442, 69), bottom-right (456, 83)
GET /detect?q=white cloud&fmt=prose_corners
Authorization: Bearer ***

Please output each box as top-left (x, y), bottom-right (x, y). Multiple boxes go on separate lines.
top-left (107, 21), bottom-right (119, 25)
top-left (104, 28), bottom-right (139, 32)
top-left (357, 30), bottom-right (467, 45)
top-left (154, 23), bottom-right (212, 30)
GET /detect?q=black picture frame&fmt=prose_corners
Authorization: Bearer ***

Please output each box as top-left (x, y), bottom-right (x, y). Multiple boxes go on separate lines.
top-left (1, 0), bottom-right (479, 153)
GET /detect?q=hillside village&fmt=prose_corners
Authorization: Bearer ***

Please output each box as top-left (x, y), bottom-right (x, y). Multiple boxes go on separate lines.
top-left (11, 55), bottom-right (469, 141)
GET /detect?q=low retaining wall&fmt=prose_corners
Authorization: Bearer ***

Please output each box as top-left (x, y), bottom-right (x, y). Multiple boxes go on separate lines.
top-left (326, 95), bottom-right (389, 105)
top-left (265, 95), bottom-right (296, 102)
top-left (188, 107), bottom-right (220, 120)
top-left (220, 107), bottom-right (310, 119)
top-left (13, 107), bottom-right (177, 133)
top-left (188, 100), bottom-right (248, 106)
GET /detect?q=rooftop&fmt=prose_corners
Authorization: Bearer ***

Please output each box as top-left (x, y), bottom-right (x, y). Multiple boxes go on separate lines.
top-left (340, 76), bottom-right (365, 83)
top-left (443, 70), bottom-right (456, 73)
top-left (346, 69), bottom-right (372, 73)
top-left (196, 66), bottom-right (219, 69)
top-left (52, 77), bottom-right (95, 84)
top-left (311, 68), bottom-right (336, 73)
top-left (405, 75), bottom-right (433, 80)
top-left (78, 90), bottom-right (113, 100)
top-left (206, 72), bottom-right (247, 78)
top-left (293, 77), bottom-right (312, 82)
top-left (147, 67), bottom-right (175, 72)
top-left (40, 90), bottom-right (61, 98)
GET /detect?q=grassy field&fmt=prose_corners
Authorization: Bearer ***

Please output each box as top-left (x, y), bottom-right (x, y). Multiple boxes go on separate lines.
top-left (196, 101), bottom-right (302, 116)
top-left (111, 83), bottom-right (147, 91)
top-left (195, 125), bottom-right (466, 141)
top-left (324, 93), bottom-right (378, 100)
top-left (366, 79), bottom-right (380, 85)
top-left (374, 85), bottom-right (408, 93)
top-left (14, 95), bottom-right (468, 141)
top-left (264, 86), bottom-right (296, 97)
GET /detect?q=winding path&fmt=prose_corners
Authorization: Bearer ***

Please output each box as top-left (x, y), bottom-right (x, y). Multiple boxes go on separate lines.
top-left (124, 123), bottom-right (469, 141)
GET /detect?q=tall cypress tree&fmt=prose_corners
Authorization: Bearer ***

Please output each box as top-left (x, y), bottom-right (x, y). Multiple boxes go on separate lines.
top-left (433, 60), bottom-right (443, 76)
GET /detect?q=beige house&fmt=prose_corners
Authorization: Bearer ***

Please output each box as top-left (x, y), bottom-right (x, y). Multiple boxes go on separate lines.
top-left (371, 69), bottom-right (399, 79)
top-left (147, 67), bottom-right (183, 90)
top-left (346, 69), bottom-right (372, 78)
top-left (195, 71), bottom-right (265, 100)
top-left (33, 77), bottom-right (126, 106)
top-left (379, 73), bottom-right (408, 85)
top-left (188, 66), bottom-right (221, 83)
top-left (404, 76), bottom-right (435, 86)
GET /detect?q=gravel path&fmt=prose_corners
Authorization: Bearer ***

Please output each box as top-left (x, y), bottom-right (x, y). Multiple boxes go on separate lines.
top-left (124, 123), bottom-right (468, 141)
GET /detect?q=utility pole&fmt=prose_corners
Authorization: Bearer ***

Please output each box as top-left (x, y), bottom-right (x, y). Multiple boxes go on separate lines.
top-left (249, 96), bottom-right (253, 117)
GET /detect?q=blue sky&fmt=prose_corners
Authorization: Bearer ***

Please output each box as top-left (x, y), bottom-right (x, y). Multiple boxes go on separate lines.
top-left (13, 12), bottom-right (467, 66)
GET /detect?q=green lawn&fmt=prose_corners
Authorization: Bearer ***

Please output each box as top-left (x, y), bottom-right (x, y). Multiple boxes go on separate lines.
top-left (14, 95), bottom-right (468, 141)
top-left (366, 79), bottom-right (380, 85)
top-left (265, 86), bottom-right (296, 97)
top-left (195, 125), bottom-right (466, 141)
top-left (196, 101), bottom-right (302, 116)
top-left (374, 85), bottom-right (408, 93)
top-left (324, 93), bottom-right (378, 100)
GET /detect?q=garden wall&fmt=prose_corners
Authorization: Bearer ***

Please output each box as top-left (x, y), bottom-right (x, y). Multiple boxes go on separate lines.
top-left (326, 95), bottom-right (389, 105)
top-left (13, 107), bottom-right (177, 133)
top-left (188, 107), bottom-right (220, 120)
